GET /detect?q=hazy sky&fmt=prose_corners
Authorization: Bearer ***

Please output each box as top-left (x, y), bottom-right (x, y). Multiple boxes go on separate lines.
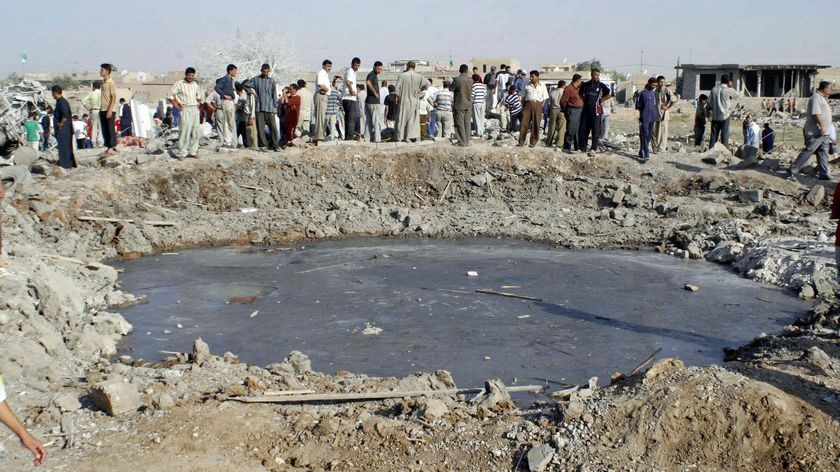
top-left (3, 0), bottom-right (837, 78)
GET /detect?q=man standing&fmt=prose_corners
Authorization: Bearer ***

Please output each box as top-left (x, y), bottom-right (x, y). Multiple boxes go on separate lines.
top-left (484, 65), bottom-right (497, 112)
top-left (434, 82), bottom-right (455, 140)
top-left (296, 79), bottom-right (313, 137)
top-left (651, 76), bottom-right (674, 153)
top-left (545, 80), bottom-right (566, 147)
top-left (118, 98), bottom-right (133, 136)
top-left (394, 61), bottom-right (430, 142)
top-left (40, 109), bottom-right (52, 151)
top-left (788, 81), bottom-right (834, 181)
top-left (365, 61), bottom-right (384, 143)
top-left (471, 74), bottom-right (487, 137)
top-left (82, 82), bottom-right (102, 147)
top-left (504, 84), bottom-right (523, 133)
top-left (707, 74), bottom-right (739, 147)
top-left (313, 60), bottom-right (332, 142)
top-left (72, 114), bottom-right (87, 149)
top-left (636, 77), bottom-right (658, 161)
top-left (22, 112), bottom-right (40, 153)
top-left (451, 64), bottom-right (473, 146)
top-left (560, 74), bottom-right (584, 153)
top-left (246, 64), bottom-right (279, 151)
top-left (384, 85), bottom-right (399, 129)
top-left (214, 64), bottom-right (238, 148)
top-left (343, 58), bottom-right (361, 141)
top-left (235, 83), bottom-right (256, 147)
top-left (496, 65), bottom-right (511, 104)
top-left (694, 94), bottom-right (709, 147)
top-left (518, 70), bottom-right (548, 147)
top-left (169, 67), bottom-right (204, 160)
top-left (578, 69), bottom-right (612, 156)
top-left (51, 85), bottom-right (77, 169)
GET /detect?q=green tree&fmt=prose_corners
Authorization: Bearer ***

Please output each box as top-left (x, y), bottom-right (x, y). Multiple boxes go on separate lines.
top-left (575, 58), bottom-right (603, 72)
top-left (51, 74), bottom-right (79, 91)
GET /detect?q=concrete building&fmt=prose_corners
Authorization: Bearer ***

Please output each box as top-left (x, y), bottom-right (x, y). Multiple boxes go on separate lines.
top-left (540, 63), bottom-right (576, 74)
top-left (675, 64), bottom-right (830, 100)
top-left (471, 58), bottom-right (520, 75)
top-left (389, 59), bottom-right (432, 73)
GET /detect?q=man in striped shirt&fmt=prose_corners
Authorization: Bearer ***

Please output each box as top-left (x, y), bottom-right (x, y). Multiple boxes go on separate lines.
top-left (471, 75), bottom-right (487, 138)
top-left (169, 67), bottom-right (204, 159)
top-left (434, 83), bottom-right (454, 140)
top-left (504, 85), bottom-right (522, 133)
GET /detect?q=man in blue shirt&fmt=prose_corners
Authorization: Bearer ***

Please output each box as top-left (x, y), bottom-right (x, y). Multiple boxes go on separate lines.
top-left (578, 69), bottom-right (612, 156)
top-left (635, 77), bottom-right (658, 161)
top-left (214, 64), bottom-right (238, 147)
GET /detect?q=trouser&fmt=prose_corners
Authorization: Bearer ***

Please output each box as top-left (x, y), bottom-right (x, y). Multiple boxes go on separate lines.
top-left (835, 246), bottom-right (840, 283)
top-left (76, 138), bottom-right (86, 149)
top-left (120, 120), bottom-right (133, 137)
top-left (177, 106), bottom-right (200, 157)
top-left (436, 110), bottom-right (453, 139)
top-left (256, 111), bottom-right (278, 149)
top-left (545, 108), bottom-right (565, 146)
top-left (578, 111), bottom-right (602, 152)
top-left (90, 111), bottom-right (102, 146)
top-left (509, 111), bottom-right (521, 132)
top-left (236, 120), bottom-right (247, 146)
top-left (789, 135), bottom-right (830, 178)
top-left (365, 104), bottom-right (383, 142)
top-left (652, 119), bottom-right (668, 152)
top-left (99, 110), bottom-right (117, 149)
top-left (29, 141), bottom-right (39, 153)
top-left (472, 103), bottom-right (485, 137)
top-left (420, 114), bottom-right (428, 140)
top-left (709, 119), bottom-right (730, 147)
top-left (453, 108), bottom-right (471, 145)
top-left (313, 93), bottom-right (328, 141)
top-left (694, 122), bottom-right (705, 146)
top-left (56, 127), bottom-right (76, 169)
top-left (336, 109), bottom-right (345, 138)
top-left (600, 115), bottom-right (610, 140)
top-left (563, 107), bottom-right (582, 151)
top-left (427, 109), bottom-right (437, 138)
top-left (219, 99), bottom-right (236, 146)
top-left (639, 120), bottom-right (654, 157)
top-left (501, 108), bottom-right (510, 131)
top-left (343, 100), bottom-right (359, 140)
top-left (326, 114), bottom-right (338, 139)
top-left (519, 101), bottom-right (543, 146)
top-left (485, 90), bottom-right (494, 114)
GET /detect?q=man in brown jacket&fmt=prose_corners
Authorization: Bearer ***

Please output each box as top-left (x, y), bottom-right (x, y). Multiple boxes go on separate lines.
top-left (451, 64), bottom-right (473, 147)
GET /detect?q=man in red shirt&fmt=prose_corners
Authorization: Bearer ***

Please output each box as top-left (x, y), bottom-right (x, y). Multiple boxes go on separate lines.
top-left (559, 74), bottom-right (583, 153)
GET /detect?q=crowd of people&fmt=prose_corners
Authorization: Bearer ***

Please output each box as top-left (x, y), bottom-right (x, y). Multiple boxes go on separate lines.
top-left (162, 59), bottom-right (621, 159)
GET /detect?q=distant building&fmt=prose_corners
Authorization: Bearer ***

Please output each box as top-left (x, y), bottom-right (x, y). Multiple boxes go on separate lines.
top-left (540, 63), bottom-right (576, 74)
top-left (675, 64), bottom-right (830, 100)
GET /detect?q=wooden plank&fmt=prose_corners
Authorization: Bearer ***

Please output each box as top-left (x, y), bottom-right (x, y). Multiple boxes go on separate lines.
top-left (77, 216), bottom-right (177, 226)
top-left (229, 385), bottom-right (544, 404)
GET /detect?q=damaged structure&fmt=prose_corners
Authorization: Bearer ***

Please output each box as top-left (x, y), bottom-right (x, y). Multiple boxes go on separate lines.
top-left (676, 63), bottom-right (830, 100)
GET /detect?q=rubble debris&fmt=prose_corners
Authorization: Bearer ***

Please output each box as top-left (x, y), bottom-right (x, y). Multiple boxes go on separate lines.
top-left (527, 443), bottom-right (555, 472)
top-left (89, 379), bottom-right (142, 416)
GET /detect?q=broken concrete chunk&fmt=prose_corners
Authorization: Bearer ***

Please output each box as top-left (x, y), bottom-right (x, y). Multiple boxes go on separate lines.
top-left (813, 277), bottom-right (834, 298)
top-left (738, 190), bottom-right (763, 204)
top-left (268, 351), bottom-right (313, 375)
top-left (643, 358), bottom-right (685, 384)
top-left (802, 347), bottom-right (833, 376)
top-left (421, 398), bottom-right (449, 421)
top-left (90, 379), bottom-right (142, 416)
top-left (53, 393), bottom-right (81, 413)
top-left (527, 443), bottom-right (555, 472)
top-left (684, 284), bottom-right (700, 292)
top-left (806, 185), bottom-right (825, 207)
top-left (472, 378), bottom-right (513, 412)
top-left (468, 172), bottom-right (494, 187)
top-left (192, 338), bottom-right (212, 364)
top-left (559, 399), bottom-right (585, 421)
top-left (706, 242), bottom-right (744, 264)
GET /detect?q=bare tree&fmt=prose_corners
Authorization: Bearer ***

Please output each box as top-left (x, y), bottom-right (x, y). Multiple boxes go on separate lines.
top-left (195, 31), bottom-right (301, 86)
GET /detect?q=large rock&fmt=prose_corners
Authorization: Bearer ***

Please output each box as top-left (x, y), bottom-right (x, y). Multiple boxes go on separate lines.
top-left (706, 242), bottom-right (745, 263)
top-left (472, 378), bottom-right (513, 412)
top-left (527, 443), bottom-right (555, 472)
top-left (421, 398), bottom-right (449, 421)
top-left (806, 185), bottom-right (825, 206)
top-left (700, 143), bottom-right (731, 165)
top-left (90, 380), bottom-right (142, 416)
top-left (267, 351), bottom-right (313, 375)
top-left (192, 338), bottom-right (212, 364)
top-left (397, 370), bottom-right (456, 392)
top-left (802, 347), bottom-right (833, 376)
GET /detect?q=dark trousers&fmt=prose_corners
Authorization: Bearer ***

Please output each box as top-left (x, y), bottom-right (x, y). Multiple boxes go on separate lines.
top-left (343, 100), bottom-right (359, 140)
top-left (99, 111), bottom-right (117, 149)
top-left (578, 110), bottom-right (602, 152)
top-left (709, 119), bottom-right (730, 147)
top-left (790, 135), bottom-right (830, 178)
top-left (119, 120), bottom-right (133, 136)
top-left (508, 111), bottom-right (522, 132)
top-left (519, 101), bottom-right (543, 146)
top-left (694, 122), bottom-right (706, 146)
top-left (563, 107), bottom-right (582, 150)
top-left (76, 138), bottom-right (86, 149)
top-left (453, 108), bottom-right (471, 145)
top-left (639, 120), bottom-right (654, 157)
top-left (56, 126), bottom-right (77, 169)
top-left (256, 111), bottom-right (278, 149)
